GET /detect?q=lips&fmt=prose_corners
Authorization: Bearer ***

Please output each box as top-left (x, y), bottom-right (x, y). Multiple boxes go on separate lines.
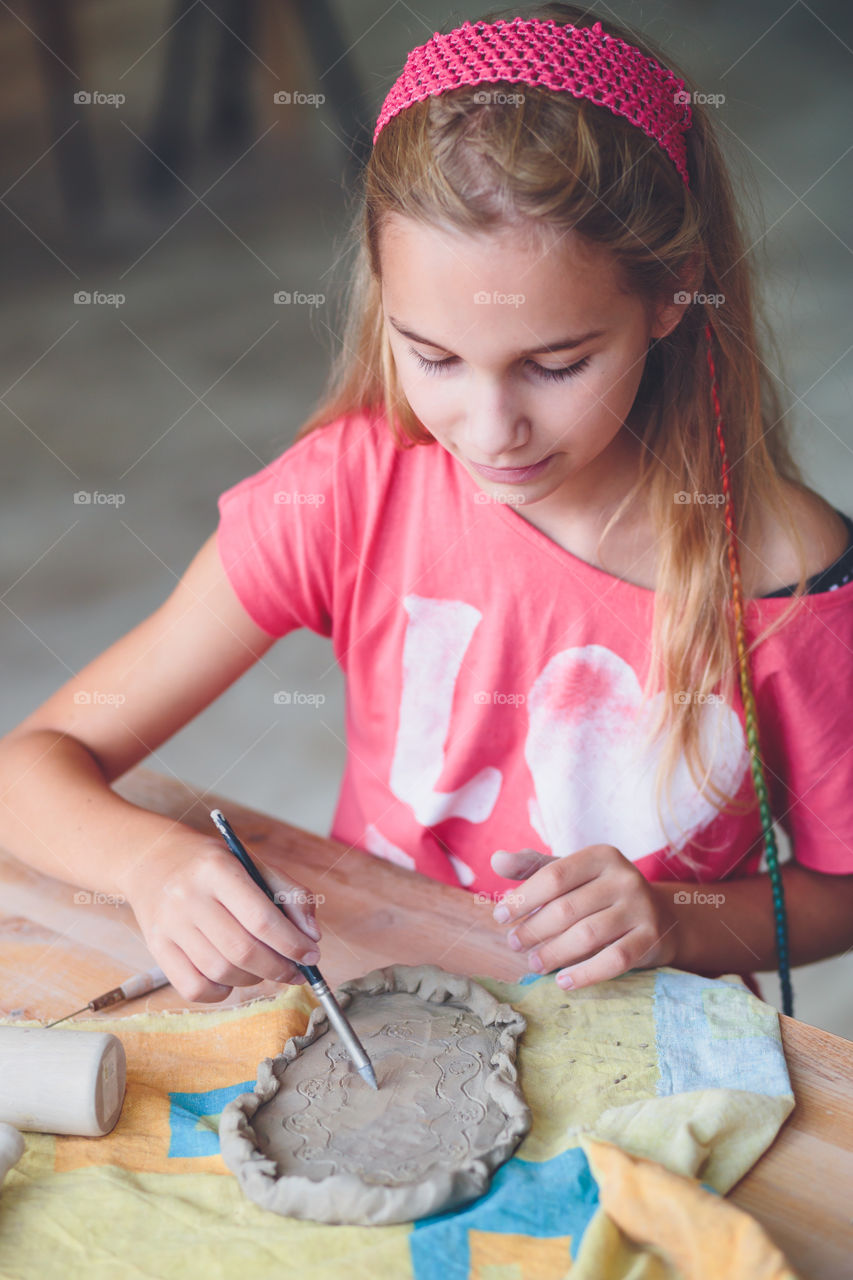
top-left (469, 455), bottom-right (553, 483)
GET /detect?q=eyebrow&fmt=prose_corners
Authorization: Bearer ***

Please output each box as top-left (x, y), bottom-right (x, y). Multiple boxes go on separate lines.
top-left (387, 316), bottom-right (606, 356)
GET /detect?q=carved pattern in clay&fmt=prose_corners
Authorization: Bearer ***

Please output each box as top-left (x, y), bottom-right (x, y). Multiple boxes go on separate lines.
top-left (219, 964), bottom-right (530, 1225)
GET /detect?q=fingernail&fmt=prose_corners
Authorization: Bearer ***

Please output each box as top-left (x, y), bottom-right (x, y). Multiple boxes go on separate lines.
top-left (507, 933), bottom-right (522, 952)
top-left (528, 952), bottom-right (543, 973)
top-left (556, 971), bottom-right (574, 989)
top-left (302, 950), bottom-right (321, 964)
top-left (304, 919), bottom-right (322, 941)
top-left (493, 906), bottom-right (510, 924)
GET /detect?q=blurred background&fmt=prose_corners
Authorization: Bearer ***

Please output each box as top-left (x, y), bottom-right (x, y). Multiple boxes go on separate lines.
top-left (1, 0), bottom-right (851, 1034)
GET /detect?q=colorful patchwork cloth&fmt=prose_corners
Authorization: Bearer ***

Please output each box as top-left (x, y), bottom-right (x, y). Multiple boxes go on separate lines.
top-left (0, 966), bottom-right (799, 1279)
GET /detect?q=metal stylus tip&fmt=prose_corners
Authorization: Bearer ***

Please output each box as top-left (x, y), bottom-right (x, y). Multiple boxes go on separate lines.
top-left (358, 1062), bottom-right (378, 1090)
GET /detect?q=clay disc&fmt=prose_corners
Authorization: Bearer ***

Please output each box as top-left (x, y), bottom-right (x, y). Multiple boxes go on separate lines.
top-left (219, 964), bottom-right (530, 1225)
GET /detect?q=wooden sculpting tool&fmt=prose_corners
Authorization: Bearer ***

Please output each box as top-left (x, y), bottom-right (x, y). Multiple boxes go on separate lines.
top-left (209, 808), bottom-right (378, 1090)
top-left (44, 967), bottom-right (169, 1027)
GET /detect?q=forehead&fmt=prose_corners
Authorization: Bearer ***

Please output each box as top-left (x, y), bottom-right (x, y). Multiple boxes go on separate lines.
top-left (378, 214), bottom-right (628, 316)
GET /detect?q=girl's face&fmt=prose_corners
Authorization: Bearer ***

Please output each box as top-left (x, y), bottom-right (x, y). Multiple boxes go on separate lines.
top-left (380, 215), bottom-right (684, 518)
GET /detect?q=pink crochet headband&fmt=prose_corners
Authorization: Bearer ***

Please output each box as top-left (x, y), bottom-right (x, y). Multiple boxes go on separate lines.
top-left (373, 17), bottom-right (693, 186)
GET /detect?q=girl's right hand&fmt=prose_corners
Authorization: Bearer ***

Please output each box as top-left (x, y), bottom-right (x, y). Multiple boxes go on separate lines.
top-left (120, 836), bottom-right (323, 1002)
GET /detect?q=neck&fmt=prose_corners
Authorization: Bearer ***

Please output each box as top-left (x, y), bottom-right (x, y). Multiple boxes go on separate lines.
top-left (539, 427), bottom-right (647, 532)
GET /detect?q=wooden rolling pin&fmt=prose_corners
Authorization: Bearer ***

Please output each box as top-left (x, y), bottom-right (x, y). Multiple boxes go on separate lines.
top-left (0, 1027), bottom-right (126, 1136)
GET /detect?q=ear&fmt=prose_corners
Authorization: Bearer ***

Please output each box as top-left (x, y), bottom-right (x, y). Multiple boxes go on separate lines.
top-left (650, 250), bottom-right (704, 341)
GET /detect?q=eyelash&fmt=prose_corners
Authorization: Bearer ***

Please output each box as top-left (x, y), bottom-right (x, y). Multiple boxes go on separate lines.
top-left (409, 349), bottom-right (592, 382)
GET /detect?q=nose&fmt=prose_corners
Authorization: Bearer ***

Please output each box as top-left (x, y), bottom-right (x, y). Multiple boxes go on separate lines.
top-left (462, 379), bottom-right (531, 462)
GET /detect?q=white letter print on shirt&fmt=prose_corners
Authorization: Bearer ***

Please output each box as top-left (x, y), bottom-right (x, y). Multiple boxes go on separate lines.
top-left (384, 598), bottom-right (750, 863)
top-left (525, 644), bottom-right (749, 860)
top-left (389, 595), bottom-right (502, 826)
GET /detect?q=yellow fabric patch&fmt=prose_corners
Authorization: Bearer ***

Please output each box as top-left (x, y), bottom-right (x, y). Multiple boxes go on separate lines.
top-left (580, 1137), bottom-right (799, 1280)
top-left (477, 971), bottom-right (658, 1163)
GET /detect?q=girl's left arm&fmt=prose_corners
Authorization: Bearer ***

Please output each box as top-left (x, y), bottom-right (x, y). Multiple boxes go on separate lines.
top-left (490, 847), bottom-right (853, 988)
top-left (653, 861), bottom-right (853, 975)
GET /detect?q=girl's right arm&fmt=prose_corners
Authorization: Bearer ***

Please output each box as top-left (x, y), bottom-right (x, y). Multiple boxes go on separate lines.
top-left (0, 532), bottom-right (322, 1002)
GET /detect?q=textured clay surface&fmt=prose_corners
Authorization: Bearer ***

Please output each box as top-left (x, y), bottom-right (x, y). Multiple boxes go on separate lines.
top-left (252, 990), bottom-right (512, 1184)
top-left (219, 965), bottom-right (530, 1224)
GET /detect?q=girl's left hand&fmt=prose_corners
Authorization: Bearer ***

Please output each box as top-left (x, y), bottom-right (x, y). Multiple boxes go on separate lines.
top-left (490, 845), bottom-right (678, 989)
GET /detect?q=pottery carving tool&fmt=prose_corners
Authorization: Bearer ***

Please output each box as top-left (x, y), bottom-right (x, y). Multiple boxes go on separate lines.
top-left (209, 808), bottom-right (378, 1090)
top-left (44, 966), bottom-right (170, 1028)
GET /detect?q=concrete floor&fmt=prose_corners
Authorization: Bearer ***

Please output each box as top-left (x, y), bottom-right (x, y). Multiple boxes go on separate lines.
top-left (2, 1), bottom-right (851, 1035)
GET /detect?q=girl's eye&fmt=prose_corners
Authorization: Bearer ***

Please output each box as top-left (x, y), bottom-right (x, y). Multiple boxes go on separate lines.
top-left (409, 349), bottom-right (591, 382)
top-left (528, 355), bottom-right (591, 382)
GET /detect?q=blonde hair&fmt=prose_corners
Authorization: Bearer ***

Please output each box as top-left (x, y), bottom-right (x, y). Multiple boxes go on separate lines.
top-left (295, 3), bottom-right (826, 868)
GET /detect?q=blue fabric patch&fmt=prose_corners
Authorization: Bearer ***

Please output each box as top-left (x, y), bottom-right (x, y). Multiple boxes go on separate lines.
top-left (653, 971), bottom-right (790, 1097)
top-left (410, 1148), bottom-right (599, 1280)
top-left (169, 1081), bottom-right (254, 1157)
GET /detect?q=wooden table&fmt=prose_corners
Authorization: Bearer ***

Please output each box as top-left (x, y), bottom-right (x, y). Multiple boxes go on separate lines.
top-left (1, 767), bottom-right (850, 1279)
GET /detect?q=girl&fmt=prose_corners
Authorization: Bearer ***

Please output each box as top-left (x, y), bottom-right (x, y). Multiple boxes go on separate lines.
top-left (2, 4), bottom-right (852, 1017)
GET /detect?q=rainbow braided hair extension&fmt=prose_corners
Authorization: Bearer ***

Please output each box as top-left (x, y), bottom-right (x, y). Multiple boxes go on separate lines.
top-left (705, 321), bottom-right (792, 1016)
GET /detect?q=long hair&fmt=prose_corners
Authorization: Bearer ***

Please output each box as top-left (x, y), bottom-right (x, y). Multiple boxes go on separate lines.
top-left (295, 2), bottom-right (824, 868)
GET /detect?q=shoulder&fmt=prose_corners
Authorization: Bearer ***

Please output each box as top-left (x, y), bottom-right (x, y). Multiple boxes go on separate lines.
top-left (287, 408), bottom-right (391, 462)
top-left (740, 482), bottom-right (850, 597)
top-left (222, 410), bottom-right (403, 498)
top-left (294, 408), bottom-right (417, 468)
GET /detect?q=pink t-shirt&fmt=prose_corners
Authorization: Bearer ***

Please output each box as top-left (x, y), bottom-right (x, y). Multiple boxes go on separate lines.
top-left (216, 409), bottom-right (853, 909)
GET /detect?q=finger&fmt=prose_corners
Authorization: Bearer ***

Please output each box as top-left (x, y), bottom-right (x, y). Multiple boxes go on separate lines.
top-left (265, 872), bottom-right (323, 942)
top-left (187, 925), bottom-right (306, 987)
top-left (180, 926), bottom-right (266, 988)
top-left (552, 932), bottom-right (645, 991)
top-left (195, 898), bottom-right (314, 984)
top-left (491, 848), bottom-right (553, 881)
top-left (155, 938), bottom-right (233, 1004)
top-left (524, 906), bottom-right (631, 979)
top-left (213, 867), bottom-right (322, 967)
top-left (492, 851), bottom-right (599, 924)
top-left (505, 879), bottom-right (613, 953)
